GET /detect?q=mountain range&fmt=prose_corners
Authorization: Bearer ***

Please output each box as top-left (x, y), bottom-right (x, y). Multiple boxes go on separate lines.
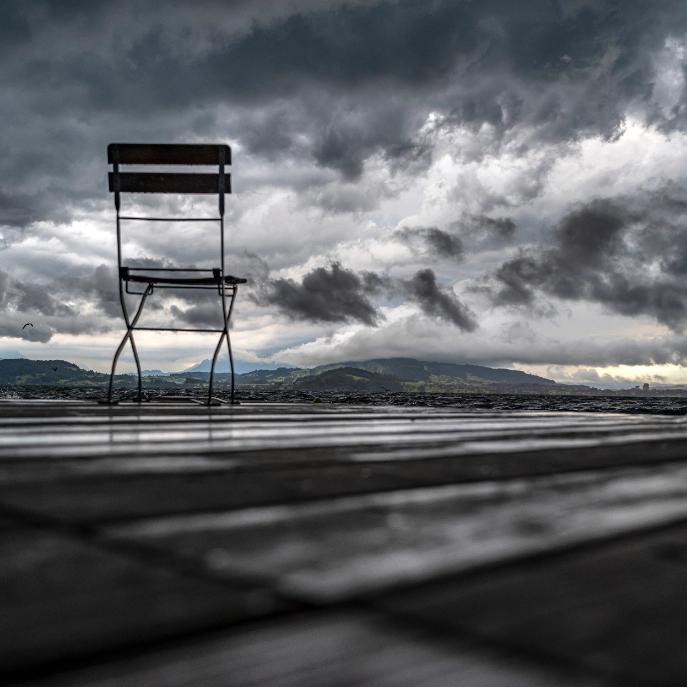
top-left (312, 358), bottom-right (554, 385)
top-left (0, 356), bottom-right (554, 392)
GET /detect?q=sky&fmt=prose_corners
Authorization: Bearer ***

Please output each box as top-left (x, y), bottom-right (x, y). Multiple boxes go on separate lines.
top-left (2, 0), bottom-right (687, 386)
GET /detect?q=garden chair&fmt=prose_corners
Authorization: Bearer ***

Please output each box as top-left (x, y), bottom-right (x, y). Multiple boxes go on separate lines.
top-left (106, 143), bottom-right (246, 404)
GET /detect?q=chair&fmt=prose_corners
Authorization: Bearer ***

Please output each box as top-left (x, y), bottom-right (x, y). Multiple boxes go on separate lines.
top-left (106, 143), bottom-right (246, 404)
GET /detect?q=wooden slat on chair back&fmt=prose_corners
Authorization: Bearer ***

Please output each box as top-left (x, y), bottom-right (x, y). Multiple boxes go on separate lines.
top-left (108, 143), bottom-right (231, 165)
top-left (108, 172), bottom-right (225, 194)
top-left (108, 143), bottom-right (230, 196)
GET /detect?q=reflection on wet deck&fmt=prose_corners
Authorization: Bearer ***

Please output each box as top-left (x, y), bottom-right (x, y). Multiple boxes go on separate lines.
top-left (2, 400), bottom-right (687, 685)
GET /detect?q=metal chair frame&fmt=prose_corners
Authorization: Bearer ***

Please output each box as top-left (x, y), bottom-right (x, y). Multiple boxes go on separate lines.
top-left (106, 143), bottom-right (245, 405)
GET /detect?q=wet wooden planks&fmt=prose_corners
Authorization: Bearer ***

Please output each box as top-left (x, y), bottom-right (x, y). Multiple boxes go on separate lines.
top-left (101, 463), bottom-right (687, 603)
top-left (3, 400), bottom-right (687, 685)
top-left (23, 610), bottom-right (601, 687)
top-left (378, 522), bottom-right (687, 685)
top-left (0, 521), bottom-right (282, 676)
top-left (3, 403), bottom-right (687, 524)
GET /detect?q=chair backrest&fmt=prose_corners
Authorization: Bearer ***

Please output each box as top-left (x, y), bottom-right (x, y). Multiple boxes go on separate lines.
top-left (108, 143), bottom-right (231, 214)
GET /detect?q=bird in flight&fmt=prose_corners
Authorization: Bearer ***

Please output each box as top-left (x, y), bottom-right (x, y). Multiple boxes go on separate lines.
top-left (52, 367), bottom-right (57, 372)
top-left (22, 323), bottom-right (33, 329)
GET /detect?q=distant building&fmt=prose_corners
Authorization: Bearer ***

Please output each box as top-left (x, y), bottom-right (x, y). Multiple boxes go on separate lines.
top-left (643, 383), bottom-right (650, 391)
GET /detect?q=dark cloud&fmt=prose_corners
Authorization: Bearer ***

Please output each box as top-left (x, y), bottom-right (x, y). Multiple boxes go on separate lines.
top-left (0, 322), bottom-right (52, 343)
top-left (402, 268), bottom-right (477, 331)
top-left (396, 226), bottom-right (464, 260)
top-left (12, 282), bottom-right (76, 318)
top-left (481, 187), bottom-right (687, 330)
top-left (0, 269), bottom-right (74, 321)
top-left (252, 262), bottom-right (381, 325)
top-left (252, 260), bottom-right (476, 330)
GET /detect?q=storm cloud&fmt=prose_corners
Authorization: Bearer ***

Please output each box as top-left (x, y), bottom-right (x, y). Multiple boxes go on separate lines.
top-left (253, 261), bottom-right (476, 331)
top-left (253, 262), bottom-right (381, 326)
top-left (482, 188), bottom-right (687, 330)
top-left (402, 268), bottom-right (477, 330)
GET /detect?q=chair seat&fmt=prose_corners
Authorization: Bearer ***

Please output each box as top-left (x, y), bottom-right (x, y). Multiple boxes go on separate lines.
top-left (126, 274), bottom-right (247, 286)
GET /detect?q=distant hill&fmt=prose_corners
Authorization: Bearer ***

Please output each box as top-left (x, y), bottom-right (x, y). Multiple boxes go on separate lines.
top-left (232, 357), bottom-right (555, 393)
top-left (0, 355), bottom-right (555, 392)
top-left (311, 358), bottom-right (555, 385)
top-left (0, 359), bottom-right (109, 385)
top-left (293, 367), bottom-right (404, 392)
top-left (0, 359), bottom-right (177, 387)
top-left (234, 367), bottom-right (309, 385)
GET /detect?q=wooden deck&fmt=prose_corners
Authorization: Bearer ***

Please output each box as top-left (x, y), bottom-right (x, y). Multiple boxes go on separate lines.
top-left (3, 400), bottom-right (687, 685)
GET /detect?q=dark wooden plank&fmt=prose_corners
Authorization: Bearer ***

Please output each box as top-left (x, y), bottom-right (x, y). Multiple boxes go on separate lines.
top-left (378, 521), bottom-right (687, 685)
top-left (108, 143), bottom-right (230, 165)
top-left (16, 610), bottom-right (598, 687)
top-left (102, 463), bottom-right (687, 603)
top-left (3, 403), bottom-right (687, 527)
top-left (6, 439), bottom-right (687, 525)
top-left (0, 524), bottom-right (281, 678)
top-left (108, 172), bottom-right (226, 194)
top-left (2, 411), bottom-right (686, 461)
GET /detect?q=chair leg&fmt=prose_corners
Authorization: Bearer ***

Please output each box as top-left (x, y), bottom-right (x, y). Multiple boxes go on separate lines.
top-left (225, 287), bottom-right (238, 404)
top-left (208, 330), bottom-right (225, 403)
top-left (107, 285), bottom-right (152, 403)
top-left (208, 285), bottom-right (238, 405)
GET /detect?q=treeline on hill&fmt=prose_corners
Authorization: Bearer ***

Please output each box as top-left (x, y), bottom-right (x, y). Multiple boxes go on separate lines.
top-left (311, 358), bottom-right (555, 386)
top-left (235, 358), bottom-right (557, 393)
top-left (0, 357), bottom-right (557, 393)
top-left (0, 359), bottom-right (111, 386)
top-left (293, 367), bottom-right (404, 392)
top-left (0, 359), bottom-right (197, 387)
top-left (2, 358), bottom-right (685, 396)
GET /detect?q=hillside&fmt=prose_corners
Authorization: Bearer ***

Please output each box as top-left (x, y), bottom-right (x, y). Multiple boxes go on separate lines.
top-left (234, 367), bottom-right (310, 385)
top-left (293, 367), bottom-right (404, 392)
top-left (0, 359), bottom-right (179, 387)
top-left (311, 358), bottom-right (555, 386)
top-left (232, 358), bottom-right (554, 389)
top-left (0, 356), bottom-right (555, 393)
top-left (0, 359), bottom-right (110, 386)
